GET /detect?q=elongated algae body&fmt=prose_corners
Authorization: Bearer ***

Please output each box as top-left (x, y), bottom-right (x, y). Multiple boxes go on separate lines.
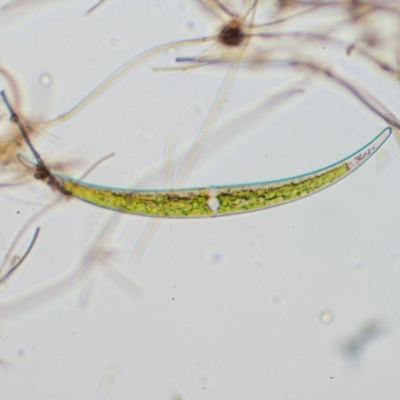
top-left (63, 185), bottom-right (213, 217)
top-left (215, 164), bottom-right (349, 215)
top-left (61, 127), bottom-right (391, 218)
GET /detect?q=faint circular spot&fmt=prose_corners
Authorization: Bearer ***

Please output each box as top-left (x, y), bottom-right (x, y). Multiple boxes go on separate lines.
top-left (39, 73), bottom-right (52, 87)
top-left (186, 20), bottom-right (196, 30)
top-left (247, 237), bottom-right (261, 250)
top-left (378, 150), bottom-right (388, 161)
top-left (353, 262), bottom-right (364, 270)
top-left (17, 348), bottom-right (26, 358)
top-left (108, 37), bottom-right (121, 50)
top-left (205, 248), bottom-right (225, 265)
top-left (319, 309), bottom-right (334, 324)
top-left (180, 324), bottom-right (193, 336)
top-left (270, 292), bottom-right (286, 307)
top-left (214, 353), bottom-right (226, 364)
top-left (212, 251), bottom-right (223, 263)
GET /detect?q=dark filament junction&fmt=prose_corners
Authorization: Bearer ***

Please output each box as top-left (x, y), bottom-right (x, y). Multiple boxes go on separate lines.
top-left (218, 19), bottom-right (245, 47)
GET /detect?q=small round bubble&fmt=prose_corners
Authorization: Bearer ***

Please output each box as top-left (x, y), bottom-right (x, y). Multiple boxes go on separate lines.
top-left (205, 248), bottom-right (225, 266)
top-left (319, 309), bottom-right (334, 324)
top-left (39, 73), bottom-right (52, 87)
top-left (186, 20), bottom-right (196, 31)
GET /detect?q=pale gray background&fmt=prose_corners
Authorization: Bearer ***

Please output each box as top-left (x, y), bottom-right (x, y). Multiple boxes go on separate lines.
top-left (0, 1), bottom-right (399, 399)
